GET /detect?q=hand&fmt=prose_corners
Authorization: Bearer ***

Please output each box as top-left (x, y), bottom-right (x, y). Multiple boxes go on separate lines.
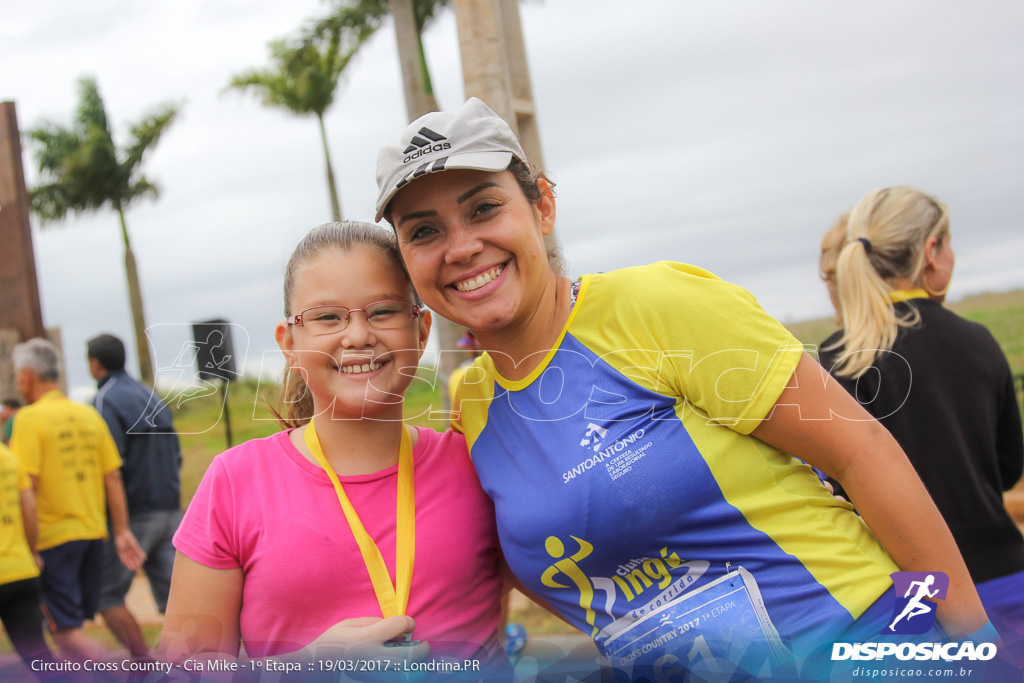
top-left (115, 530), bottom-right (147, 572)
top-left (308, 616), bottom-right (429, 663)
top-left (33, 553), bottom-right (44, 571)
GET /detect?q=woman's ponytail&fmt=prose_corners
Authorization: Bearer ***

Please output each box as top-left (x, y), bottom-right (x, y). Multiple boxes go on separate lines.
top-left (826, 187), bottom-right (949, 378)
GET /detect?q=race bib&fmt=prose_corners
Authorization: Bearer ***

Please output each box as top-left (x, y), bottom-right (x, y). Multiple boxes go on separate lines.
top-left (603, 567), bottom-right (792, 680)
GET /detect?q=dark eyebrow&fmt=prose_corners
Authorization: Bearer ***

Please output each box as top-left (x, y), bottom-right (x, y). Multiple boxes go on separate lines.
top-left (397, 209), bottom-right (437, 228)
top-left (457, 182), bottom-right (501, 204)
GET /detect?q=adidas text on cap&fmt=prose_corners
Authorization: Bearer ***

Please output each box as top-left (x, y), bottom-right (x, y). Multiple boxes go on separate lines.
top-left (375, 97), bottom-right (528, 222)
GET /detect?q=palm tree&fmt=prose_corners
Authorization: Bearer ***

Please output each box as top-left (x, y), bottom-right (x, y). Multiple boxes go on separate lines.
top-left (27, 76), bottom-right (178, 387)
top-left (308, 0), bottom-right (450, 118)
top-left (226, 27), bottom-right (367, 221)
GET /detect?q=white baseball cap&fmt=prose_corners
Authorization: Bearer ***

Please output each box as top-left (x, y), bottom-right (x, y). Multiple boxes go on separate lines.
top-left (375, 97), bottom-right (528, 222)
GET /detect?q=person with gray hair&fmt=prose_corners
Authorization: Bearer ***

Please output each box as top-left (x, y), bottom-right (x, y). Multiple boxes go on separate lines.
top-left (9, 337), bottom-right (146, 662)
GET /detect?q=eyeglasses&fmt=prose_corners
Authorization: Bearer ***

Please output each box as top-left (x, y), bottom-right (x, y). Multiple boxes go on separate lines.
top-left (285, 300), bottom-right (421, 335)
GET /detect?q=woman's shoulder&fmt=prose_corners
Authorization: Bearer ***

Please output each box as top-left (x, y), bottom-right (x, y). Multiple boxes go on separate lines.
top-left (582, 261), bottom-right (768, 322)
top-left (899, 300), bottom-right (1003, 352)
top-left (588, 261), bottom-right (724, 294)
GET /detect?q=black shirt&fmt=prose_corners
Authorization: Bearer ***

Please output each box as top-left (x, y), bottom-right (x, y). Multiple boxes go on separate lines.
top-left (819, 299), bottom-right (1024, 583)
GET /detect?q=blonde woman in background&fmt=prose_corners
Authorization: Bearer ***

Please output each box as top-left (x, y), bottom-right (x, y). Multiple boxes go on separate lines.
top-left (819, 213), bottom-right (848, 326)
top-left (818, 186), bottom-right (1024, 669)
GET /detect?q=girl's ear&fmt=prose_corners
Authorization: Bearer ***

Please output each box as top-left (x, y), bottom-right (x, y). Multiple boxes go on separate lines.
top-left (417, 310), bottom-right (433, 357)
top-left (536, 178), bottom-right (557, 236)
top-left (275, 322), bottom-right (297, 367)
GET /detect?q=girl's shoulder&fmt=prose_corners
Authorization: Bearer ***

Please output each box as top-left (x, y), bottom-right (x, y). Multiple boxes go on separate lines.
top-left (207, 430), bottom-right (295, 475)
top-left (412, 425), bottom-right (468, 457)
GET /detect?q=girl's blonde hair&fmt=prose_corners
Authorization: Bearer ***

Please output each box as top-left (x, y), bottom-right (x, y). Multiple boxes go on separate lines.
top-left (828, 187), bottom-right (950, 378)
top-left (275, 221), bottom-right (419, 428)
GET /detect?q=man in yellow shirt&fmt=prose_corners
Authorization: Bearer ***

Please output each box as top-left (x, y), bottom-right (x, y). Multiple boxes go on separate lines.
top-left (0, 441), bottom-right (56, 672)
top-left (10, 338), bottom-right (145, 662)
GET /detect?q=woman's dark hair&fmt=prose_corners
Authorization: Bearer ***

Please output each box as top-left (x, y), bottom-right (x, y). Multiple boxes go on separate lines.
top-left (506, 157), bottom-right (565, 276)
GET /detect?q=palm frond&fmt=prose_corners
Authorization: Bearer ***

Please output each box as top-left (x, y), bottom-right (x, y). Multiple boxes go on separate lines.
top-left (74, 76), bottom-right (112, 138)
top-left (28, 182), bottom-right (75, 225)
top-left (125, 176), bottom-right (159, 204)
top-left (307, 0), bottom-right (389, 44)
top-left (123, 104), bottom-right (180, 172)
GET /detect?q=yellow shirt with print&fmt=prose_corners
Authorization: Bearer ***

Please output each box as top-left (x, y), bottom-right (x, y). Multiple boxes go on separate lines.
top-left (0, 444), bottom-right (39, 584)
top-left (9, 391), bottom-right (122, 551)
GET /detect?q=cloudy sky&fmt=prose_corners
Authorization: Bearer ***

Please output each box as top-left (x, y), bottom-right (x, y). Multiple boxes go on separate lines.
top-left (3, 0), bottom-right (1023, 399)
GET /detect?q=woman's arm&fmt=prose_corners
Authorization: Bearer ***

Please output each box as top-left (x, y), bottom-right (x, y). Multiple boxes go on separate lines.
top-left (995, 370), bottom-right (1023, 490)
top-left (750, 353), bottom-right (987, 637)
top-left (19, 488), bottom-right (40, 568)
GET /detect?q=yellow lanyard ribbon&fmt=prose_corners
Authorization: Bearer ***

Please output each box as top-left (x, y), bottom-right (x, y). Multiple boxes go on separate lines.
top-left (304, 418), bottom-right (415, 618)
top-left (888, 288), bottom-right (929, 302)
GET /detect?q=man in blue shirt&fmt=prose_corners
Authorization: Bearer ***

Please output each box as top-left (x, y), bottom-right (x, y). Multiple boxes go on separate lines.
top-left (87, 333), bottom-right (182, 659)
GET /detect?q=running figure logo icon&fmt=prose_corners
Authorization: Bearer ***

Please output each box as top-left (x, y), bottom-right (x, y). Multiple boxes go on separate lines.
top-left (886, 571), bottom-right (949, 634)
top-left (580, 423), bottom-right (608, 451)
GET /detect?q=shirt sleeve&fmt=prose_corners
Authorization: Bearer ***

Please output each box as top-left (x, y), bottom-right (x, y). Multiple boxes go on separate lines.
top-left (8, 413), bottom-right (42, 476)
top-left (173, 456), bottom-right (242, 570)
top-left (605, 262), bottom-right (805, 434)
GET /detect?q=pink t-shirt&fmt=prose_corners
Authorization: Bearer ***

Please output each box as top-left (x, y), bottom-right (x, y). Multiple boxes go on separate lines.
top-left (174, 427), bottom-right (503, 660)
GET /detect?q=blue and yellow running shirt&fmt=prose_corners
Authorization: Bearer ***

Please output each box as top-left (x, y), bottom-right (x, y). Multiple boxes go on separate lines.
top-left (453, 262), bottom-right (898, 664)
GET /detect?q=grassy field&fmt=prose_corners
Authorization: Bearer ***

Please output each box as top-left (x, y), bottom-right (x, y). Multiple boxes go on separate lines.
top-left (785, 288), bottom-right (1024, 375)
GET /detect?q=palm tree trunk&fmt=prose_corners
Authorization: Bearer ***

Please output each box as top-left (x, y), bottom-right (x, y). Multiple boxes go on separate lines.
top-left (415, 25), bottom-right (437, 102)
top-left (390, 0), bottom-right (439, 119)
top-left (118, 208), bottom-right (154, 387)
top-left (317, 113), bottom-right (342, 221)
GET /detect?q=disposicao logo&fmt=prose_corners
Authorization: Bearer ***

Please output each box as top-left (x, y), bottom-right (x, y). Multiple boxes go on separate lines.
top-left (830, 570), bottom-right (997, 663)
top-left (886, 571), bottom-right (948, 635)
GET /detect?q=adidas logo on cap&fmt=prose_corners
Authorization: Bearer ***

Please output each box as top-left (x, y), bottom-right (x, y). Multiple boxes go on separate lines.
top-left (402, 127), bottom-right (452, 163)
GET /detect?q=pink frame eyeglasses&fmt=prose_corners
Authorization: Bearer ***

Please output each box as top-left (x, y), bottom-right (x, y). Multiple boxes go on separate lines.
top-left (286, 300), bottom-right (422, 335)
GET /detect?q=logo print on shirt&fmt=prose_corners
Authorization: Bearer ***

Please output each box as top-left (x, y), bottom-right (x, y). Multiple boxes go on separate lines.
top-left (886, 571), bottom-right (948, 634)
top-left (580, 422), bottom-right (609, 451)
top-left (542, 535), bottom-right (600, 636)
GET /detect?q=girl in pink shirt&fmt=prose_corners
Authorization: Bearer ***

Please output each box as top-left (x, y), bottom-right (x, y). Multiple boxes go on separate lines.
top-left (162, 222), bottom-right (506, 673)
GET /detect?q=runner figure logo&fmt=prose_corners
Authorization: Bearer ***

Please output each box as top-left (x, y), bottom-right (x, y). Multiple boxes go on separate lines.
top-left (579, 423), bottom-right (608, 451)
top-left (886, 571), bottom-right (948, 634)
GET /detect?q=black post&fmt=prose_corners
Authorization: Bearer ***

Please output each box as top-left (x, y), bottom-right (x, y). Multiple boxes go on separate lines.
top-left (221, 379), bottom-right (233, 449)
top-left (191, 319), bottom-right (240, 451)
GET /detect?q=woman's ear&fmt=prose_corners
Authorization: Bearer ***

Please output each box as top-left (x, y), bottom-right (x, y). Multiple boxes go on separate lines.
top-left (536, 178), bottom-right (557, 236)
top-left (923, 235), bottom-right (941, 265)
top-left (417, 310), bottom-right (433, 357)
